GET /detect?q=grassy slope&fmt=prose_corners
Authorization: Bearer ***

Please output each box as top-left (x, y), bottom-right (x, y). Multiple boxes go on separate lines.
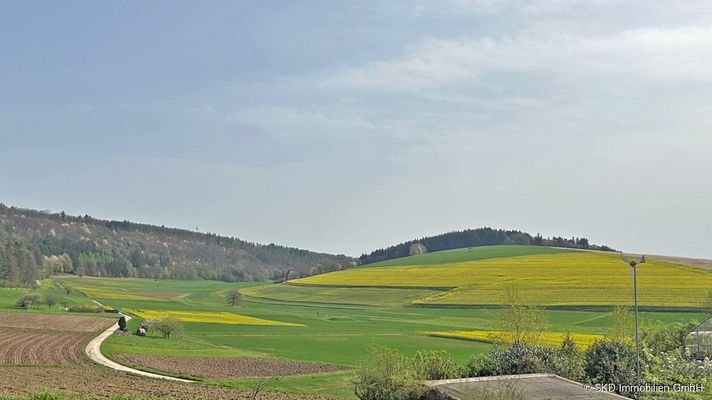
top-left (0, 280), bottom-right (99, 314)
top-left (290, 246), bottom-right (712, 308)
top-left (368, 245), bottom-right (572, 267)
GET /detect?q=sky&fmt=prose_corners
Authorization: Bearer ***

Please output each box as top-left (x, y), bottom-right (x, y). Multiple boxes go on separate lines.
top-left (1, 1), bottom-right (712, 258)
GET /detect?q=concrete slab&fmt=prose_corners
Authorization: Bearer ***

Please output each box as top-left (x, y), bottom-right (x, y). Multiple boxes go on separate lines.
top-left (428, 373), bottom-right (627, 400)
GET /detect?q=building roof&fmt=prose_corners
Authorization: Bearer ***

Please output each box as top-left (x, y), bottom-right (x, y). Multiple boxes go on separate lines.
top-left (688, 317), bottom-right (712, 335)
top-left (428, 373), bottom-right (628, 400)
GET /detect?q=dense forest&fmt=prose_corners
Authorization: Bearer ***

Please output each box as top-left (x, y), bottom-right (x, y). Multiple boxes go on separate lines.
top-left (359, 227), bottom-right (615, 265)
top-left (0, 203), bottom-right (354, 286)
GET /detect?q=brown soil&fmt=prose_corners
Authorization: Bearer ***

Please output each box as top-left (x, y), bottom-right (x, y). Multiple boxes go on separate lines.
top-left (0, 313), bottom-right (115, 366)
top-left (648, 254), bottom-right (712, 270)
top-left (114, 353), bottom-right (349, 379)
top-left (0, 312), bottom-right (114, 332)
top-left (0, 366), bottom-right (335, 399)
top-left (0, 327), bottom-right (92, 365)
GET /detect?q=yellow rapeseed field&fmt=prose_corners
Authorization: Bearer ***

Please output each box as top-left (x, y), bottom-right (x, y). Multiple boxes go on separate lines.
top-left (292, 251), bottom-right (712, 307)
top-left (426, 330), bottom-right (603, 348)
top-left (126, 309), bottom-right (304, 326)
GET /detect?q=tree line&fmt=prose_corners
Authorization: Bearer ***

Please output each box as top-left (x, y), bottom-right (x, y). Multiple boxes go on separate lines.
top-left (359, 227), bottom-right (615, 265)
top-left (0, 203), bottom-right (354, 286)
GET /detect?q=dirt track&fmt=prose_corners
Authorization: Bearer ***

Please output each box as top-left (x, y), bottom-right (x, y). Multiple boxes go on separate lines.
top-left (115, 353), bottom-right (348, 379)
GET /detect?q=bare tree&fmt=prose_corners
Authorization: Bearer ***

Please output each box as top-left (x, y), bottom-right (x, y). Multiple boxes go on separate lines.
top-left (495, 286), bottom-right (546, 345)
top-left (44, 294), bottom-right (57, 310)
top-left (225, 288), bottom-right (241, 306)
top-left (607, 306), bottom-right (634, 343)
top-left (250, 376), bottom-right (279, 400)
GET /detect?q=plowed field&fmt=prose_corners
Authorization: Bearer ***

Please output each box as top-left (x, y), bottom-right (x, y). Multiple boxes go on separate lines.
top-left (0, 312), bottom-right (113, 366)
top-left (115, 353), bottom-right (348, 379)
top-left (0, 366), bottom-right (334, 399)
top-left (0, 313), bottom-right (113, 332)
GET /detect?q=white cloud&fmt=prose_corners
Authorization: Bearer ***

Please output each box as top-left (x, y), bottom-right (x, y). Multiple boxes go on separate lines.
top-left (322, 26), bottom-right (712, 93)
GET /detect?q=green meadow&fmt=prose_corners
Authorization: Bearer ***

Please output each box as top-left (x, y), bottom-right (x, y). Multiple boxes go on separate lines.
top-left (42, 285), bottom-right (699, 397)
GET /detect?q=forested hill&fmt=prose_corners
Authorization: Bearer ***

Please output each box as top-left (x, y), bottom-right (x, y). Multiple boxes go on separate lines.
top-left (0, 203), bottom-right (354, 285)
top-left (359, 228), bottom-right (615, 265)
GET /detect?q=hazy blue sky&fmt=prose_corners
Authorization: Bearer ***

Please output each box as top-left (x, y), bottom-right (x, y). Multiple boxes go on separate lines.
top-left (2, 1), bottom-right (711, 258)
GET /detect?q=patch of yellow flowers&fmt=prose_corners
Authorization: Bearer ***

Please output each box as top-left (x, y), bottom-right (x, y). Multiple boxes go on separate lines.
top-left (126, 309), bottom-right (304, 326)
top-left (426, 330), bottom-right (603, 348)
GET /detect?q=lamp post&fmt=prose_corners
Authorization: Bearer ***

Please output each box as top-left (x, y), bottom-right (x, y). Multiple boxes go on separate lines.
top-left (620, 252), bottom-right (645, 390)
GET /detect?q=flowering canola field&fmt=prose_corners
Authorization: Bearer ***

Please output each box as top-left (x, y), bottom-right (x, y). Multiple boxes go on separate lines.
top-left (291, 250), bottom-right (712, 308)
top-left (426, 330), bottom-right (603, 348)
top-left (126, 309), bottom-right (304, 326)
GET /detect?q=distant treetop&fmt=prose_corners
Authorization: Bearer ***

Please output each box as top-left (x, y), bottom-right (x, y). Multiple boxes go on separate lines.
top-left (359, 227), bottom-right (614, 265)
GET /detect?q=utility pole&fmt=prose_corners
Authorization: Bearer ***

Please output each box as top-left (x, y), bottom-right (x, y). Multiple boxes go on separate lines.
top-left (620, 252), bottom-right (645, 392)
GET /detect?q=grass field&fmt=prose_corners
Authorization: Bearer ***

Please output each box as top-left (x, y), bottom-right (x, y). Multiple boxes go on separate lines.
top-left (0, 280), bottom-right (98, 314)
top-left (289, 247), bottom-right (712, 308)
top-left (32, 245), bottom-right (707, 399)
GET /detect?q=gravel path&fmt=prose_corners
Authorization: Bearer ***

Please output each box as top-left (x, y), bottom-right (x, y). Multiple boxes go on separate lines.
top-left (84, 314), bottom-right (194, 383)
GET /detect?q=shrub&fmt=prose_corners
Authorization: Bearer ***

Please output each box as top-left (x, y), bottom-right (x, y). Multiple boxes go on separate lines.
top-left (412, 350), bottom-right (463, 380)
top-left (466, 352), bottom-right (501, 377)
top-left (489, 343), bottom-right (556, 375)
top-left (550, 333), bottom-right (585, 381)
top-left (118, 316), bottom-right (127, 331)
top-left (466, 337), bottom-right (584, 381)
top-left (584, 339), bottom-right (636, 396)
top-left (353, 347), bottom-right (427, 400)
top-left (67, 305), bottom-right (103, 313)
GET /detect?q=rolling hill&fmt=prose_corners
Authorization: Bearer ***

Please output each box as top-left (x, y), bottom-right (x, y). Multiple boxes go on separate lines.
top-left (243, 245), bottom-right (712, 310)
top-left (0, 203), bottom-right (354, 284)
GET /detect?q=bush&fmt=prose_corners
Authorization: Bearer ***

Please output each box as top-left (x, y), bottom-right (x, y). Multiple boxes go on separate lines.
top-left (487, 343), bottom-right (556, 376)
top-left (466, 352), bottom-right (502, 377)
top-left (118, 316), bottom-right (127, 331)
top-left (353, 347), bottom-right (427, 400)
top-left (551, 333), bottom-right (585, 381)
top-left (67, 305), bottom-right (103, 313)
top-left (412, 350), bottom-right (463, 380)
top-left (466, 335), bottom-right (584, 381)
top-left (584, 339), bottom-right (637, 396)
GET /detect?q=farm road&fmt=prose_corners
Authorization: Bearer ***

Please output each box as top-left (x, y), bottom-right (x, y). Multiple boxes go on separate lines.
top-left (85, 314), bottom-right (194, 383)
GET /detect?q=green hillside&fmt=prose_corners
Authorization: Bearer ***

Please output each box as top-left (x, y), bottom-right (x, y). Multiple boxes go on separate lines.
top-left (246, 245), bottom-right (712, 309)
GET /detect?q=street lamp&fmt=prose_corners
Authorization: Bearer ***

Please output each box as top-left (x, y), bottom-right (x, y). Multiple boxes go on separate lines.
top-left (620, 252), bottom-right (645, 390)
